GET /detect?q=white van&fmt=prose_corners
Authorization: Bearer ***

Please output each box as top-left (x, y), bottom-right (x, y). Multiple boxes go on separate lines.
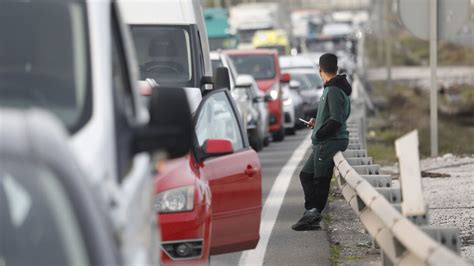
top-left (0, 0), bottom-right (192, 264)
top-left (119, 0), bottom-right (230, 111)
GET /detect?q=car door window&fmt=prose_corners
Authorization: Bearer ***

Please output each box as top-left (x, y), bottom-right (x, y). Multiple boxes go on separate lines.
top-left (0, 1), bottom-right (92, 133)
top-left (195, 91), bottom-right (244, 151)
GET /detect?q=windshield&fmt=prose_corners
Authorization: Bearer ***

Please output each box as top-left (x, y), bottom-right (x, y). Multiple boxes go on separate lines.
top-left (308, 38), bottom-right (351, 53)
top-left (229, 55), bottom-right (275, 80)
top-left (209, 37), bottom-right (227, 51)
top-left (238, 29), bottom-right (260, 43)
top-left (304, 73), bottom-right (323, 88)
top-left (289, 73), bottom-right (312, 91)
top-left (209, 36), bottom-right (238, 51)
top-left (0, 161), bottom-right (89, 266)
top-left (0, 1), bottom-right (91, 133)
top-left (131, 26), bottom-right (193, 86)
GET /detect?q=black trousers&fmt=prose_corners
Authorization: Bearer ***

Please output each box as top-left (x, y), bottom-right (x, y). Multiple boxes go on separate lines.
top-left (299, 139), bottom-right (348, 212)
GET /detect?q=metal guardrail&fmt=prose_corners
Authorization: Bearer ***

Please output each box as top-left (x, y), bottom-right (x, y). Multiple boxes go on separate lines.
top-left (332, 86), bottom-right (469, 265)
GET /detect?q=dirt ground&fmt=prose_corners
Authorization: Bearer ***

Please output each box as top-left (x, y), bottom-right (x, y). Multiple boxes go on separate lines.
top-left (326, 186), bottom-right (381, 265)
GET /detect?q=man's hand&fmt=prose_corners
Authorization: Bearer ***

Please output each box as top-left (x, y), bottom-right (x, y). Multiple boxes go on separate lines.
top-left (307, 118), bottom-right (315, 129)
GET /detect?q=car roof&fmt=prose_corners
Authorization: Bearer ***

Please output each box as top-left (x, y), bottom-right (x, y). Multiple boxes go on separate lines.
top-left (284, 68), bottom-right (317, 74)
top-left (210, 51), bottom-right (221, 60)
top-left (279, 55), bottom-right (315, 69)
top-left (223, 49), bottom-right (277, 56)
top-left (119, 0), bottom-right (199, 25)
top-left (321, 23), bottom-right (352, 36)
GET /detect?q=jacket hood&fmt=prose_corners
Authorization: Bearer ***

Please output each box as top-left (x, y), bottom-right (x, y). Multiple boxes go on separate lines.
top-left (324, 74), bottom-right (352, 96)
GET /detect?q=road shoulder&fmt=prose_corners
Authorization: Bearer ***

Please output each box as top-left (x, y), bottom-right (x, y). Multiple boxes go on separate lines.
top-left (325, 183), bottom-right (380, 265)
top-left (263, 147), bottom-right (331, 266)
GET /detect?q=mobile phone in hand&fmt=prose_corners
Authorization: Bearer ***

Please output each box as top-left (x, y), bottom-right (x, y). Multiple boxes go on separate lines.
top-left (298, 118), bottom-right (311, 125)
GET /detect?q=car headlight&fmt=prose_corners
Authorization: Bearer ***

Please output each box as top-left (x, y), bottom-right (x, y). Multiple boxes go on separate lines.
top-left (155, 186), bottom-right (194, 213)
top-left (266, 83), bottom-right (279, 101)
top-left (247, 113), bottom-right (253, 123)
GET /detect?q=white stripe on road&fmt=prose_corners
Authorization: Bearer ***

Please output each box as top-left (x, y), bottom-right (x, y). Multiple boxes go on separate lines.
top-left (239, 132), bottom-right (312, 266)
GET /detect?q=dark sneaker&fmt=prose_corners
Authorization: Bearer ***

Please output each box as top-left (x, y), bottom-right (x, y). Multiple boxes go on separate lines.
top-left (291, 208), bottom-right (322, 231)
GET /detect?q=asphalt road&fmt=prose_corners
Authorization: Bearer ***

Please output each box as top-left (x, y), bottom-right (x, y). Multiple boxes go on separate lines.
top-left (211, 129), bottom-right (331, 266)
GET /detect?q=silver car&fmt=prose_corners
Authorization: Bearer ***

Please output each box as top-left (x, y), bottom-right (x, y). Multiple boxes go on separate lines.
top-left (285, 69), bottom-right (324, 118)
top-left (234, 75), bottom-right (271, 150)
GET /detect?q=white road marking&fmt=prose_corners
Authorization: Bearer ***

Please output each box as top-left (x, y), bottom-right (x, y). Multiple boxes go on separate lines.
top-left (239, 132), bottom-right (312, 266)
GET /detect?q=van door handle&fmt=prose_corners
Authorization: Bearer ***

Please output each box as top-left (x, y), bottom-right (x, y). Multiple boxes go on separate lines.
top-left (244, 165), bottom-right (257, 177)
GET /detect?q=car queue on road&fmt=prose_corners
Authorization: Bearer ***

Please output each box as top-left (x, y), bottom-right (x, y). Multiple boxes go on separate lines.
top-left (0, 0), bottom-right (338, 265)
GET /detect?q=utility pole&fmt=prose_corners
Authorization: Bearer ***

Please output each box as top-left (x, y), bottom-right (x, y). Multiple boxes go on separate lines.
top-left (377, 0), bottom-right (383, 64)
top-left (384, 0), bottom-right (392, 90)
top-left (429, 0), bottom-right (438, 156)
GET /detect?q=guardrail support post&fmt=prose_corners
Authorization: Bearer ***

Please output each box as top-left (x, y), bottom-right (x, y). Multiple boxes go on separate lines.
top-left (395, 130), bottom-right (426, 216)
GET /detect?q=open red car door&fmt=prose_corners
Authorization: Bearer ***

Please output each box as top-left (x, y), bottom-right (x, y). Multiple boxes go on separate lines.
top-left (194, 89), bottom-right (262, 255)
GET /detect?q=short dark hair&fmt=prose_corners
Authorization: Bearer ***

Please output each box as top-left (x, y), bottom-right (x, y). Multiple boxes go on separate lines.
top-left (319, 53), bottom-right (338, 74)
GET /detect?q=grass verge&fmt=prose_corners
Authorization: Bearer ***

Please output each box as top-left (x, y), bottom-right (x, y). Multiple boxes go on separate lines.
top-left (367, 81), bottom-right (474, 165)
top-left (329, 244), bottom-right (341, 265)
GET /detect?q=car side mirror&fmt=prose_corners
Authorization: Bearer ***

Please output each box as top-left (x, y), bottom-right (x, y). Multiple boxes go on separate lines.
top-left (201, 138), bottom-right (234, 159)
top-left (235, 74), bottom-right (254, 89)
top-left (252, 96), bottom-right (263, 103)
top-left (289, 80), bottom-right (301, 90)
top-left (214, 67), bottom-right (231, 90)
top-left (132, 87), bottom-right (193, 159)
top-left (280, 72), bottom-right (291, 83)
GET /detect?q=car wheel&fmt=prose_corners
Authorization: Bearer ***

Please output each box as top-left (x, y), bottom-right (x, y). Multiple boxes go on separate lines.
top-left (250, 136), bottom-right (263, 152)
top-left (286, 127), bottom-right (296, 135)
top-left (272, 127), bottom-right (285, 142)
top-left (263, 136), bottom-right (270, 147)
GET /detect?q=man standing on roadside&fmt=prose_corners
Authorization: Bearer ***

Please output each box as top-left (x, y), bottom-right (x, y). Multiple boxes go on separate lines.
top-left (292, 53), bottom-right (352, 231)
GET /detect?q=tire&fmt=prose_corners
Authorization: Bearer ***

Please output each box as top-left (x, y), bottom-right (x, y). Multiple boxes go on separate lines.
top-left (263, 136), bottom-right (270, 147)
top-left (286, 127), bottom-right (296, 135)
top-left (272, 126), bottom-right (285, 142)
top-left (250, 136), bottom-right (263, 152)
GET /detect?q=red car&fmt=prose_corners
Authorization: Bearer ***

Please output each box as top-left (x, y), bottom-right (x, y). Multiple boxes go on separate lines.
top-left (224, 49), bottom-right (287, 142)
top-left (155, 89), bottom-right (262, 265)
